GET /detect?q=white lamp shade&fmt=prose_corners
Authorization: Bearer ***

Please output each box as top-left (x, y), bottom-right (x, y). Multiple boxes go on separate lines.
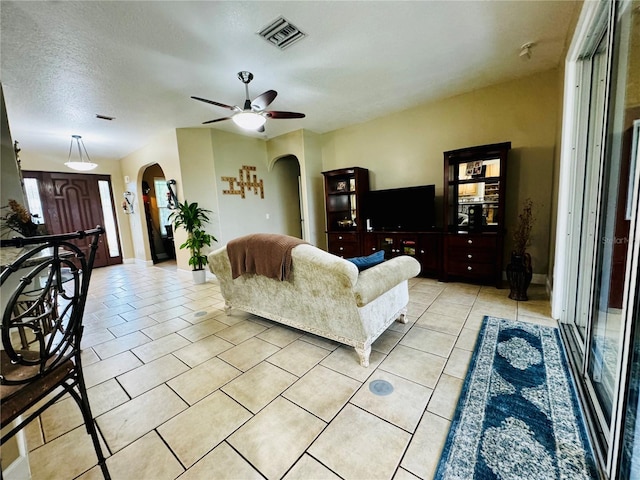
top-left (65, 160), bottom-right (98, 171)
top-left (232, 112), bottom-right (266, 130)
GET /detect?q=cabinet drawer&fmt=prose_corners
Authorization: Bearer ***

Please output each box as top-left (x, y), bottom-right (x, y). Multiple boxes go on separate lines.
top-left (447, 235), bottom-right (497, 249)
top-left (364, 243), bottom-right (381, 254)
top-left (447, 261), bottom-right (496, 277)
top-left (448, 247), bottom-right (496, 264)
top-left (328, 233), bottom-right (358, 244)
top-left (328, 242), bottom-right (359, 258)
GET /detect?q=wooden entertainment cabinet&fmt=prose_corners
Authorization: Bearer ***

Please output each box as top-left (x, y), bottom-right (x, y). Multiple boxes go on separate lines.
top-left (362, 231), bottom-right (441, 278)
top-left (322, 167), bottom-right (440, 277)
top-left (323, 142), bottom-right (509, 285)
top-left (322, 167), bottom-right (369, 257)
top-left (442, 142), bottom-right (510, 286)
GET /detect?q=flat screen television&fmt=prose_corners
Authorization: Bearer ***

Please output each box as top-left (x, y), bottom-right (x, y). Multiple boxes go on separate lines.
top-left (365, 185), bottom-right (436, 231)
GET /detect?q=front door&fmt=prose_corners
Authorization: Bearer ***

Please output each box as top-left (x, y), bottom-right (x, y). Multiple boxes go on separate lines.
top-left (23, 171), bottom-right (122, 268)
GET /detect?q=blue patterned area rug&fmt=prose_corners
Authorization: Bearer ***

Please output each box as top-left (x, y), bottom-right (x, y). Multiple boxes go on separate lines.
top-left (435, 316), bottom-right (599, 479)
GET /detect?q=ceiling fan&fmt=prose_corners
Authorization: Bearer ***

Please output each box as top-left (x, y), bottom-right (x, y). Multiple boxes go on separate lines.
top-left (191, 71), bottom-right (305, 132)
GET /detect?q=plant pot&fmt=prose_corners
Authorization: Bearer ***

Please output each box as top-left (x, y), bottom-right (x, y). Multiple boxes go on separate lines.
top-left (506, 252), bottom-right (533, 301)
top-left (192, 269), bottom-right (206, 285)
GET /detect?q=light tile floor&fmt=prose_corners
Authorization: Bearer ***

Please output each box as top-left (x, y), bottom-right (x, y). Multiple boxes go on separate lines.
top-left (20, 262), bottom-right (554, 480)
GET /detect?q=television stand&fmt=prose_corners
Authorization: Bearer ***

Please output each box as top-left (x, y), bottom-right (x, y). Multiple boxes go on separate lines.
top-left (363, 230), bottom-right (441, 278)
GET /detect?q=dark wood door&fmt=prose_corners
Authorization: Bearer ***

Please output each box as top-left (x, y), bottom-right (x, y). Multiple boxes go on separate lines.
top-left (23, 171), bottom-right (122, 268)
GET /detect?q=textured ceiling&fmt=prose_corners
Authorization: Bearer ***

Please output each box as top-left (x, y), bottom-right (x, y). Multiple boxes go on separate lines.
top-left (0, 1), bottom-right (580, 163)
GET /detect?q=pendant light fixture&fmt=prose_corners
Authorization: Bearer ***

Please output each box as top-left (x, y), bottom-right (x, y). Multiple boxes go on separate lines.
top-left (65, 135), bottom-right (97, 171)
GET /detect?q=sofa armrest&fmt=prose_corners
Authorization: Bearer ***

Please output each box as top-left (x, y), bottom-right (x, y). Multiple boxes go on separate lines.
top-left (353, 256), bottom-right (421, 307)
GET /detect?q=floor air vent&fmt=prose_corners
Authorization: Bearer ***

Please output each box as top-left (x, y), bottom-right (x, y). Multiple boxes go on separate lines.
top-left (258, 16), bottom-right (306, 50)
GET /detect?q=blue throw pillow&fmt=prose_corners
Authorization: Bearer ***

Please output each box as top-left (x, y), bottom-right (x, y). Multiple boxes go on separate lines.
top-left (346, 250), bottom-right (385, 271)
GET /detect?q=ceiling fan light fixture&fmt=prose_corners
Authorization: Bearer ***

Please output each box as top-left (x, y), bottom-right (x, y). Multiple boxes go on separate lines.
top-left (232, 112), bottom-right (266, 130)
top-left (65, 134), bottom-right (98, 171)
top-left (192, 71), bottom-right (304, 129)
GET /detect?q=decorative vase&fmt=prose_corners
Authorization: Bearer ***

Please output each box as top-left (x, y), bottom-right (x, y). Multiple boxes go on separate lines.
top-left (192, 269), bottom-right (206, 285)
top-left (506, 252), bottom-right (532, 301)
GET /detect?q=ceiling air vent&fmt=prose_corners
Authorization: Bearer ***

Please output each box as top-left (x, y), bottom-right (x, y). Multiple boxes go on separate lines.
top-left (258, 16), bottom-right (306, 50)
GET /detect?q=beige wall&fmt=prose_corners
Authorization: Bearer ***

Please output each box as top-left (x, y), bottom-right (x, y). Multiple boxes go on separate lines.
top-left (171, 128), bottom-right (317, 270)
top-left (302, 130), bottom-right (326, 248)
top-left (271, 156), bottom-right (303, 237)
top-left (119, 130), bottom-right (181, 264)
top-left (265, 129), bottom-right (326, 246)
top-left (267, 129), bottom-right (304, 165)
top-left (172, 128), bottom-right (218, 269)
top-left (209, 129), bottom-right (307, 244)
top-left (209, 129), bottom-right (269, 244)
top-left (320, 69), bottom-right (560, 276)
top-left (117, 69), bottom-right (562, 276)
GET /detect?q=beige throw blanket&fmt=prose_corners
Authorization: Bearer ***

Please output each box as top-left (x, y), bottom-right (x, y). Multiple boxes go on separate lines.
top-left (227, 233), bottom-right (307, 281)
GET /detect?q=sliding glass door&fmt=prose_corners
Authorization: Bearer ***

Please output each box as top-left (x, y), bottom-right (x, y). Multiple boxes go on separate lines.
top-left (559, 0), bottom-right (640, 477)
top-left (619, 118), bottom-right (640, 480)
top-left (570, 7), bottom-right (611, 346)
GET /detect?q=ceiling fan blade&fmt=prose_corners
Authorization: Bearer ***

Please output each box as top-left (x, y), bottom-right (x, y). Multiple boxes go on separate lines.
top-left (265, 111), bottom-right (306, 119)
top-left (202, 117), bottom-right (231, 125)
top-left (191, 96), bottom-right (235, 111)
top-left (251, 90), bottom-right (277, 111)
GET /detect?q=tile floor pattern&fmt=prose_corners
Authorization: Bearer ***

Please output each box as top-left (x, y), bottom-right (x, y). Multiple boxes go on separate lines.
top-left (19, 262), bottom-right (555, 480)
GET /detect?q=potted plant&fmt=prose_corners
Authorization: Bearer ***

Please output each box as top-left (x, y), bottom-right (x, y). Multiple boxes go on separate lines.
top-left (506, 198), bottom-right (535, 300)
top-left (1, 199), bottom-right (40, 238)
top-left (169, 200), bottom-right (216, 284)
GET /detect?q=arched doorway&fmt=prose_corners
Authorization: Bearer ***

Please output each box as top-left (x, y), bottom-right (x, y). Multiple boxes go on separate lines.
top-left (271, 155), bottom-right (303, 239)
top-left (141, 163), bottom-right (175, 264)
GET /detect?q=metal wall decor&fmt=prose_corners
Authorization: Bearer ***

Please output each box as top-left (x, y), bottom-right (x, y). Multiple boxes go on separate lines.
top-left (166, 179), bottom-right (178, 209)
top-left (14, 140), bottom-right (25, 190)
top-left (222, 165), bottom-right (264, 199)
top-left (122, 191), bottom-right (135, 214)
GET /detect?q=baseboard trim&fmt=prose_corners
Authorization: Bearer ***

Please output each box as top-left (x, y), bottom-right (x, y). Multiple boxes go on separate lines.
top-left (501, 271), bottom-right (547, 285)
top-left (135, 258), bottom-right (154, 266)
top-left (532, 273), bottom-right (546, 285)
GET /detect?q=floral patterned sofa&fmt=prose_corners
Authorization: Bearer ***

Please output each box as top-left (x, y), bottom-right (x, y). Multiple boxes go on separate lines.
top-left (208, 242), bottom-right (421, 366)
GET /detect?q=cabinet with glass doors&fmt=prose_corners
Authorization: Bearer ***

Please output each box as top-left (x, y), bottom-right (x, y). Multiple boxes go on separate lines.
top-left (442, 142), bottom-right (510, 285)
